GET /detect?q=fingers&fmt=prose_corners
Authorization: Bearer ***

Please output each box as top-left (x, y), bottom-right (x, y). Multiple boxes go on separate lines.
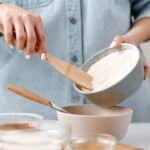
top-left (143, 61), bottom-right (150, 80)
top-left (144, 65), bottom-right (150, 80)
top-left (35, 16), bottom-right (47, 60)
top-left (2, 12), bottom-right (47, 60)
top-left (23, 14), bottom-right (36, 59)
top-left (13, 16), bottom-right (26, 51)
top-left (3, 16), bottom-right (14, 48)
top-left (144, 66), bottom-right (147, 80)
top-left (110, 35), bottom-right (125, 48)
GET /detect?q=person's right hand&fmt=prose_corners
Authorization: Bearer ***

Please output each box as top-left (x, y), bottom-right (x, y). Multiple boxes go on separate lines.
top-left (0, 3), bottom-right (47, 60)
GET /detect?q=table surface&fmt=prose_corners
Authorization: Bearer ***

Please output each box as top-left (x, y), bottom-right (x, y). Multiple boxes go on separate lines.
top-left (121, 123), bottom-right (150, 149)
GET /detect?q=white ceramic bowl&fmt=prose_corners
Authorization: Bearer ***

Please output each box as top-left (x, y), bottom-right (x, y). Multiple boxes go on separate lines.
top-left (57, 104), bottom-right (133, 140)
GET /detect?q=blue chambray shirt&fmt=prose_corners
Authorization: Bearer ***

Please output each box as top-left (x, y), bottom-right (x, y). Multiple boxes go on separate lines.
top-left (0, 0), bottom-right (150, 121)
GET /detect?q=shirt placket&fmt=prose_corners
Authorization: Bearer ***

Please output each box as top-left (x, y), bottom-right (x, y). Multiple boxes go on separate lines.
top-left (66, 0), bottom-right (84, 104)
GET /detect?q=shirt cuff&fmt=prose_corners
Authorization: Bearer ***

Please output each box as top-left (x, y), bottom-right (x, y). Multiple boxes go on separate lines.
top-left (135, 9), bottom-right (150, 21)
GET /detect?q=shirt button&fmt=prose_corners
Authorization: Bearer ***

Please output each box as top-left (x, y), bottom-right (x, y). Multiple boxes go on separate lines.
top-left (71, 55), bottom-right (78, 62)
top-left (69, 17), bottom-right (77, 24)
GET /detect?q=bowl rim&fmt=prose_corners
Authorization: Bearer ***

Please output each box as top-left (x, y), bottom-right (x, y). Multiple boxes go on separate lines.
top-left (57, 104), bottom-right (133, 118)
top-left (0, 113), bottom-right (44, 120)
top-left (74, 43), bottom-right (141, 94)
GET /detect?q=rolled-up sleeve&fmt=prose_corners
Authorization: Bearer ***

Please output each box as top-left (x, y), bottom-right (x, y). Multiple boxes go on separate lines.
top-left (131, 0), bottom-right (150, 20)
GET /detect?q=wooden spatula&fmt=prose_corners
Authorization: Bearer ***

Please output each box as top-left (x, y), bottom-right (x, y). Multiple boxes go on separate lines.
top-left (0, 24), bottom-right (92, 90)
top-left (46, 54), bottom-right (92, 89)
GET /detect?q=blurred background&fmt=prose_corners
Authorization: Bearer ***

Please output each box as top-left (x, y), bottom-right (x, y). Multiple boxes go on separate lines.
top-left (141, 41), bottom-right (150, 62)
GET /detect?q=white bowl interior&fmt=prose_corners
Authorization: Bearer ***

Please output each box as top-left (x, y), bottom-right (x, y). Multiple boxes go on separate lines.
top-left (75, 43), bottom-right (141, 94)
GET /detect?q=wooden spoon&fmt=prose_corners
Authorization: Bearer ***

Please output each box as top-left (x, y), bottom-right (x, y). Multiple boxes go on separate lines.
top-left (0, 24), bottom-right (92, 90)
top-left (8, 84), bottom-right (67, 113)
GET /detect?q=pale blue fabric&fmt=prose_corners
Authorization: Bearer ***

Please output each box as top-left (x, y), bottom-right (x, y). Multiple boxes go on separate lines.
top-left (0, 0), bottom-right (150, 121)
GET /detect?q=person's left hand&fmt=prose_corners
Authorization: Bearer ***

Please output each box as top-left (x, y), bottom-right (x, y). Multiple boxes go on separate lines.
top-left (110, 35), bottom-right (150, 80)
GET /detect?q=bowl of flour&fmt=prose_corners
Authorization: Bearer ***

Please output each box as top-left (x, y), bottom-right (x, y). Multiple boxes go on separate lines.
top-left (74, 43), bottom-right (144, 107)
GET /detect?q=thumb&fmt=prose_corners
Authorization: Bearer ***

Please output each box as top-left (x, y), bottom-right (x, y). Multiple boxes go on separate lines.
top-left (110, 35), bottom-right (125, 48)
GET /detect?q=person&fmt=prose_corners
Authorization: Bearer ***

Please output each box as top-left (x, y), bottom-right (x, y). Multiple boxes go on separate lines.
top-left (0, 0), bottom-right (149, 121)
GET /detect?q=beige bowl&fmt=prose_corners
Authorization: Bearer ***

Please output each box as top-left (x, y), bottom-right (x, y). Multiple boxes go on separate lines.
top-left (57, 104), bottom-right (133, 140)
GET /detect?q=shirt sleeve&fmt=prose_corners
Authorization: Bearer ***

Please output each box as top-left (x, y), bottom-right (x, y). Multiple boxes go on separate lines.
top-left (131, 0), bottom-right (150, 21)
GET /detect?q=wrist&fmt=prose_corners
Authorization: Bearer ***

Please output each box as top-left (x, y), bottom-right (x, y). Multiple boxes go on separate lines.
top-left (122, 34), bottom-right (138, 45)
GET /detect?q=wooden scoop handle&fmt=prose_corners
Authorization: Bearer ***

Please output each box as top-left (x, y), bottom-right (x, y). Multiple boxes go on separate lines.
top-left (8, 84), bottom-right (50, 106)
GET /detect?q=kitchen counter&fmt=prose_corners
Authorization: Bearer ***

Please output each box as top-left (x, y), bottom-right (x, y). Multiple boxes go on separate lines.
top-left (121, 123), bottom-right (150, 149)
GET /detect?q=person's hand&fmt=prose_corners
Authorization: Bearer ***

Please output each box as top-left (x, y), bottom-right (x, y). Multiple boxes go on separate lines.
top-left (0, 4), bottom-right (47, 60)
top-left (110, 35), bottom-right (150, 79)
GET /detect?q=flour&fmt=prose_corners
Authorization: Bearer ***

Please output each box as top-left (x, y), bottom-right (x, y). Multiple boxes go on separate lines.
top-left (87, 49), bottom-right (139, 92)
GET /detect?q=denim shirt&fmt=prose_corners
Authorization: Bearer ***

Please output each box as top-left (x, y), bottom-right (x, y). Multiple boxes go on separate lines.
top-left (0, 0), bottom-right (150, 121)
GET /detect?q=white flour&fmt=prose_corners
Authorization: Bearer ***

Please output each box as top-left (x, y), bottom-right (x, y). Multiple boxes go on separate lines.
top-left (87, 49), bottom-right (139, 92)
